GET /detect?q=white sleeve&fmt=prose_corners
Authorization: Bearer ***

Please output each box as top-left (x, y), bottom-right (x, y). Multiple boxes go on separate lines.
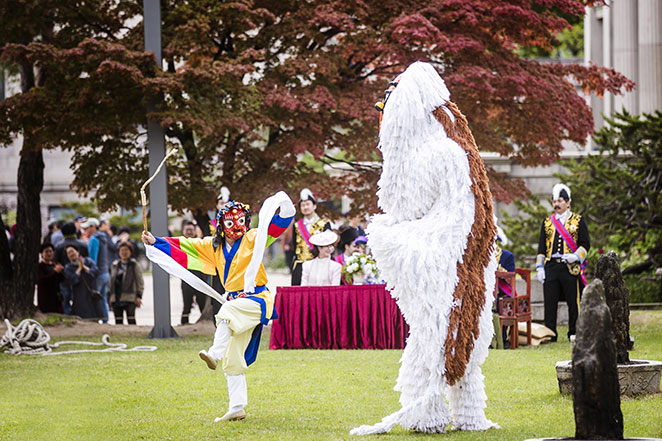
top-left (332, 262), bottom-right (342, 286)
top-left (301, 261), bottom-right (311, 286)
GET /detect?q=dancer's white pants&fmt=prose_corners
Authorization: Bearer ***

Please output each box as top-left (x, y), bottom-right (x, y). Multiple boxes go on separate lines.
top-left (207, 299), bottom-right (263, 412)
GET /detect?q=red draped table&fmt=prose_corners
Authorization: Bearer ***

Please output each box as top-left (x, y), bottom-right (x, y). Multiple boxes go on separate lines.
top-left (269, 284), bottom-right (409, 350)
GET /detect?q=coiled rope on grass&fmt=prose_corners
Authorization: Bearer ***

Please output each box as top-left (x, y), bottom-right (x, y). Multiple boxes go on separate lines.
top-left (1, 319), bottom-right (157, 356)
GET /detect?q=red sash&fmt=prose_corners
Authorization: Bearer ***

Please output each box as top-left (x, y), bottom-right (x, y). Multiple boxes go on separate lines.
top-left (296, 218), bottom-right (313, 250)
top-left (335, 254), bottom-right (345, 266)
top-left (550, 215), bottom-right (588, 285)
top-left (498, 280), bottom-right (513, 297)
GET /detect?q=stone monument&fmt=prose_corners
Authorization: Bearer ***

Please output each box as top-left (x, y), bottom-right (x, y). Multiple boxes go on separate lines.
top-left (557, 252), bottom-right (662, 397)
top-left (528, 277), bottom-right (661, 440)
top-left (595, 251), bottom-right (631, 362)
top-left (572, 280), bottom-right (623, 440)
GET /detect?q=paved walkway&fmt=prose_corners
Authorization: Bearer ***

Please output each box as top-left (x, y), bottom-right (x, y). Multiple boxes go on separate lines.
top-left (121, 268), bottom-right (292, 327)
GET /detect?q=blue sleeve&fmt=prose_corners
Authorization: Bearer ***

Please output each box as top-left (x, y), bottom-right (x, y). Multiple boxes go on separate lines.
top-left (500, 249), bottom-right (516, 272)
top-left (88, 236), bottom-right (99, 264)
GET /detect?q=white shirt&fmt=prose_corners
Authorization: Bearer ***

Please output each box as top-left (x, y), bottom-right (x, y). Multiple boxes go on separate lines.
top-left (301, 257), bottom-right (342, 286)
top-left (302, 214), bottom-right (319, 231)
top-left (554, 209), bottom-right (571, 225)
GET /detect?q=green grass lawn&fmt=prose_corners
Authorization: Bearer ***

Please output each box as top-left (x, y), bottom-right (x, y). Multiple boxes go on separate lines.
top-left (2, 312), bottom-right (661, 441)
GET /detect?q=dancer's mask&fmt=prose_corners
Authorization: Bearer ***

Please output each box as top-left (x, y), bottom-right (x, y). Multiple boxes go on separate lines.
top-left (217, 201), bottom-right (251, 241)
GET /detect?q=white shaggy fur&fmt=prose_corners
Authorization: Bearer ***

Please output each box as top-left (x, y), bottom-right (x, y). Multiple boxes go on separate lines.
top-left (351, 62), bottom-right (497, 435)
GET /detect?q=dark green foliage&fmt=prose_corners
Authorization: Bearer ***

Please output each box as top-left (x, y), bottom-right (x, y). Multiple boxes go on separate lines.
top-left (502, 110), bottom-right (662, 302)
top-left (563, 110), bottom-right (662, 274)
top-left (624, 272), bottom-right (661, 304)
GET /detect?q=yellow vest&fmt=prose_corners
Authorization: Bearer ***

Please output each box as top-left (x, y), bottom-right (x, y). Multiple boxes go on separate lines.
top-left (186, 229), bottom-right (273, 318)
top-left (293, 217), bottom-right (329, 266)
top-left (542, 213), bottom-right (583, 276)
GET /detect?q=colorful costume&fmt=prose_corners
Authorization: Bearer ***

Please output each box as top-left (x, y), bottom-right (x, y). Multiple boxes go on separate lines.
top-left (352, 62), bottom-right (498, 435)
top-left (536, 184), bottom-right (590, 340)
top-left (145, 191), bottom-right (294, 421)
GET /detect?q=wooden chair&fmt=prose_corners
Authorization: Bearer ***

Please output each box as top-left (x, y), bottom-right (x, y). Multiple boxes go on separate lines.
top-left (494, 268), bottom-right (532, 349)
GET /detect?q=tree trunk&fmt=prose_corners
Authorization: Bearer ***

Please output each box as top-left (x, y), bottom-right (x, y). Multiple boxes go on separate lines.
top-left (9, 147), bottom-right (44, 319)
top-left (0, 62), bottom-right (45, 320)
top-left (0, 212), bottom-right (14, 318)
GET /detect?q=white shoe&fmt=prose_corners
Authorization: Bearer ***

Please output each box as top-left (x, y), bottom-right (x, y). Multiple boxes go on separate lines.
top-left (214, 409), bottom-right (246, 422)
top-left (199, 350), bottom-right (217, 370)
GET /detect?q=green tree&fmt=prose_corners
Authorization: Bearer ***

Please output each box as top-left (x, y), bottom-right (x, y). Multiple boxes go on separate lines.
top-left (0, 0), bottom-right (634, 319)
top-left (562, 110), bottom-right (662, 274)
top-left (501, 110), bottom-right (662, 285)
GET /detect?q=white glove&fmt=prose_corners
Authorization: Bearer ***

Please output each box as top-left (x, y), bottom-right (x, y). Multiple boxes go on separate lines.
top-left (562, 253), bottom-right (579, 264)
top-left (536, 267), bottom-right (545, 284)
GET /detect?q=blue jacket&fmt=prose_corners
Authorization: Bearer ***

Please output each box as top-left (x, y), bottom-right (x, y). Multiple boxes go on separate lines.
top-left (88, 231), bottom-right (115, 274)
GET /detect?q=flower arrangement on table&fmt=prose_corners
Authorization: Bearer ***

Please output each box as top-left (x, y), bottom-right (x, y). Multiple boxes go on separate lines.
top-left (341, 253), bottom-right (380, 285)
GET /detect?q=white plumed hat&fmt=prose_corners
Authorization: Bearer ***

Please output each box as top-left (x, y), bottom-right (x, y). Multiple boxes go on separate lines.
top-left (552, 183), bottom-right (571, 201)
top-left (216, 186), bottom-right (231, 203)
top-left (299, 188), bottom-right (316, 203)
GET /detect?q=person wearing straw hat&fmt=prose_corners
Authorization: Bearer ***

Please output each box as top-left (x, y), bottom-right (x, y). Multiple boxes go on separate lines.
top-left (301, 230), bottom-right (342, 286)
top-left (536, 183), bottom-right (590, 342)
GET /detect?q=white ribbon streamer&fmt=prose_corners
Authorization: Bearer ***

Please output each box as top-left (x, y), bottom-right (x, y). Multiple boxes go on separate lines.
top-left (146, 245), bottom-right (227, 304)
top-left (243, 191), bottom-right (295, 294)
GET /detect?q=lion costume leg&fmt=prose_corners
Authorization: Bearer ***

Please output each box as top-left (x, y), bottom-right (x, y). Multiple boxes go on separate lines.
top-left (449, 255), bottom-right (499, 431)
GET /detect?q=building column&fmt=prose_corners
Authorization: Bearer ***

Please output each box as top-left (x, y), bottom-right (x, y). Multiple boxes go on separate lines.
top-left (585, 6), bottom-right (605, 137)
top-left (638, 0), bottom-right (662, 113)
top-left (612, 0), bottom-right (638, 115)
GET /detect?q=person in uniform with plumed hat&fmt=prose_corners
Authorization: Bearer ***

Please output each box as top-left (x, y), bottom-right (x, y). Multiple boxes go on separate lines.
top-left (536, 183), bottom-right (590, 342)
top-left (290, 189), bottom-right (331, 285)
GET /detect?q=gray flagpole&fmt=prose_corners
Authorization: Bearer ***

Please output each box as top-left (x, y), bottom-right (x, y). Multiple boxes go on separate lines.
top-left (144, 0), bottom-right (178, 338)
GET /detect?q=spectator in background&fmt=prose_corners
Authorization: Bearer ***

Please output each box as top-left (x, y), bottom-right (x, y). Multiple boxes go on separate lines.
top-left (495, 226), bottom-right (516, 298)
top-left (301, 231), bottom-right (342, 286)
top-left (334, 225), bottom-right (359, 267)
top-left (495, 226), bottom-right (516, 348)
top-left (108, 241), bottom-right (143, 325)
top-left (280, 225), bottom-right (294, 274)
top-left (354, 236), bottom-right (368, 255)
top-left (73, 215), bottom-right (87, 241)
top-left (36, 243), bottom-right (64, 313)
top-left (54, 222), bottom-right (89, 314)
top-left (334, 226), bottom-right (359, 284)
top-left (346, 213), bottom-right (366, 237)
top-left (116, 226), bottom-right (140, 258)
top-left (43, 221), bottom-right (63, 246)
top-left (82, 217), bottom-right (116, 323)
top-left (100, 219), bottom-right (119, 264)
top-left (63, 245), bottom-right (104, 321)
top-left (180, 221), bottom-right (209, 324)
top-left (51, 220), bottom-right (64, 246)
